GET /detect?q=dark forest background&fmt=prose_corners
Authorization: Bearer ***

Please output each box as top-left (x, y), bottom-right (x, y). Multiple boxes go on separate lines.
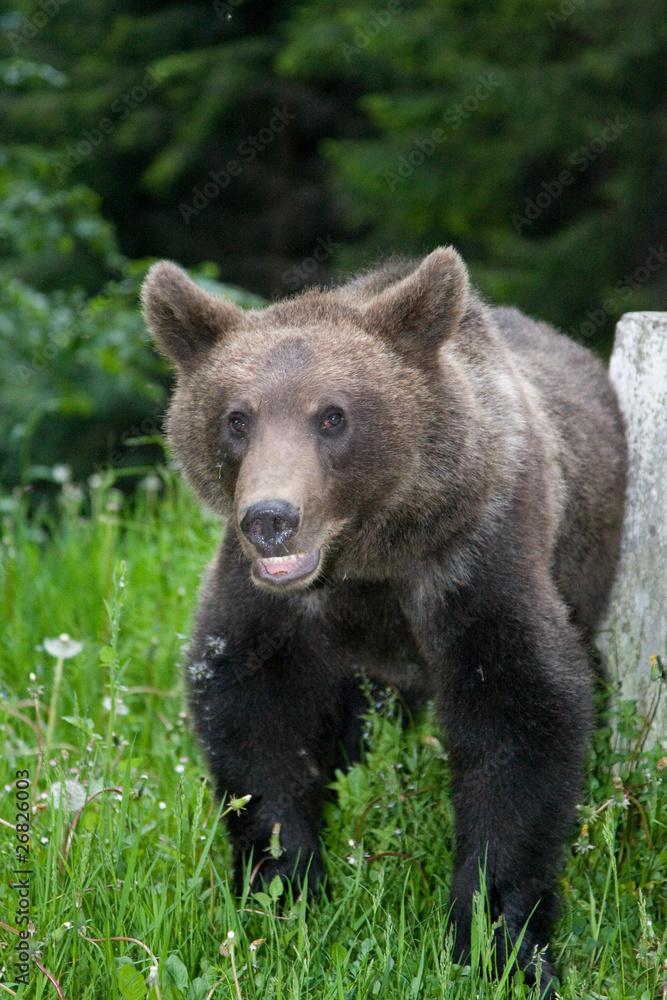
top-left (1, 0), bottom-right (666, 489)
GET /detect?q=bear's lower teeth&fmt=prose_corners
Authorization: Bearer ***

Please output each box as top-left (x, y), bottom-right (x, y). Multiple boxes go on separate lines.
top-left (254, 549), bottom-right (320, 585)
top-left (263, 554), bottom-right (304, 564)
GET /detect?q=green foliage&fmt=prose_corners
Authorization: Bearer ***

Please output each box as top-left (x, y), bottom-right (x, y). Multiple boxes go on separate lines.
top-left (0, 141), bottom-right (164, 488)
top-left (0, 4), bottom-right (353, 295)
top-left (0, 143), bottom-right (123, 291)
top-left (2, 1), bottom-right (665, 347)
top-left (0, 266), bottom-right (166, 489)
top-left (278, 0), bottom-right (667, 351)
top-left (1, 477), bottom-right (666, 998)
top-left (0, 143), bottom-right (265, 491)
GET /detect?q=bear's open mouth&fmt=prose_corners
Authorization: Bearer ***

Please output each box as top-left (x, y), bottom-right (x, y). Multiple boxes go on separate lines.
top-left (253, 550), bottom-right (320, 587)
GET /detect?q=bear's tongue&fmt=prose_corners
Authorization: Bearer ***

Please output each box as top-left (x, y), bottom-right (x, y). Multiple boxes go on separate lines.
top-left (255, 550), bottom-right (320, 584)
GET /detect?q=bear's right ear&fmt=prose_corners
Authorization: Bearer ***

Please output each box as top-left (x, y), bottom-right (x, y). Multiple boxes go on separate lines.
top-left (141, 261), bottom-right (243, 371)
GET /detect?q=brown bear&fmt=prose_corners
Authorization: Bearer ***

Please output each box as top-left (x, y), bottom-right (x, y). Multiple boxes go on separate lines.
top-left (142, 247), bottom-right (627, 995)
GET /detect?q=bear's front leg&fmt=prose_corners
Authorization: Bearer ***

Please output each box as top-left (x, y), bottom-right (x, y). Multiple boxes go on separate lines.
top-left (186, 550), bottom-right (346, 896)
top-left (404, 571), bottom-right (593, 996)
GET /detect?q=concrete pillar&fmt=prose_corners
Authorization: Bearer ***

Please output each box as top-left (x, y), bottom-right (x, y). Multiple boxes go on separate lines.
top-left (597, 312), bottom-right (667, 744)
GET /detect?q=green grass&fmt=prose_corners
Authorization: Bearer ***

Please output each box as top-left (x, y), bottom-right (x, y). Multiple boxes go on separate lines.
top-left (1, 473), bottom-right (665, 999)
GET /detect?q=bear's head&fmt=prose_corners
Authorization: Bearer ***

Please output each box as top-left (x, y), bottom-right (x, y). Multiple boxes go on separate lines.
top-left (142, 247), bottom-right (473, 592)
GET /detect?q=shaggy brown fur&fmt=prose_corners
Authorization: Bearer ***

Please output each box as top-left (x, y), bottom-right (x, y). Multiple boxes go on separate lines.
top-left (142, 247), bottom-right (627, 996)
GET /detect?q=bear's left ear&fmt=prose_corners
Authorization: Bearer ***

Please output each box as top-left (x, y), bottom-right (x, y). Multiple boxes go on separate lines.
top-left (141, 261), bottom-right (244, 372)
top-left (362, 246), bottom-right (469, 359)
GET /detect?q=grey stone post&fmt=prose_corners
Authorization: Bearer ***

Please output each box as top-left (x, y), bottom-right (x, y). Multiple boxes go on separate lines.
top-left (597, 312), bottom-right (667, 744)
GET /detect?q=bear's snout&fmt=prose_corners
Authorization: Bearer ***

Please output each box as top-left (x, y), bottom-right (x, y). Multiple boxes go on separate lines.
top-left (239, 499), bottom-right (301, 557)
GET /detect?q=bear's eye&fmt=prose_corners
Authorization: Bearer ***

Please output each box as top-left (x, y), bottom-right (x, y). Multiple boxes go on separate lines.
top-left (320, 409), bottom-right (345, 431)
top-left (228, 413), bottom-right (249, 435)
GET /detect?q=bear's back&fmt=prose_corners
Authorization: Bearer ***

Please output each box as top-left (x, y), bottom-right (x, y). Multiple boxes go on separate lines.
top-left (490, 305), bottom-right (624, 464)
top-left (491, 305), bottom-right (627, 632)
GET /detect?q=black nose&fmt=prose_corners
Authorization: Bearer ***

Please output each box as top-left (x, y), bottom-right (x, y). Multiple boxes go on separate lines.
top-left (239, 500), bottom-right (301, 556)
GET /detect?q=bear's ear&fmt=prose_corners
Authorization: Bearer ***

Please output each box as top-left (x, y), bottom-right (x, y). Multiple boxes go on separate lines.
top-left (141, 261), bottom-right (243, 371)
top-left (362, 247), bottom-right (469, 359)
